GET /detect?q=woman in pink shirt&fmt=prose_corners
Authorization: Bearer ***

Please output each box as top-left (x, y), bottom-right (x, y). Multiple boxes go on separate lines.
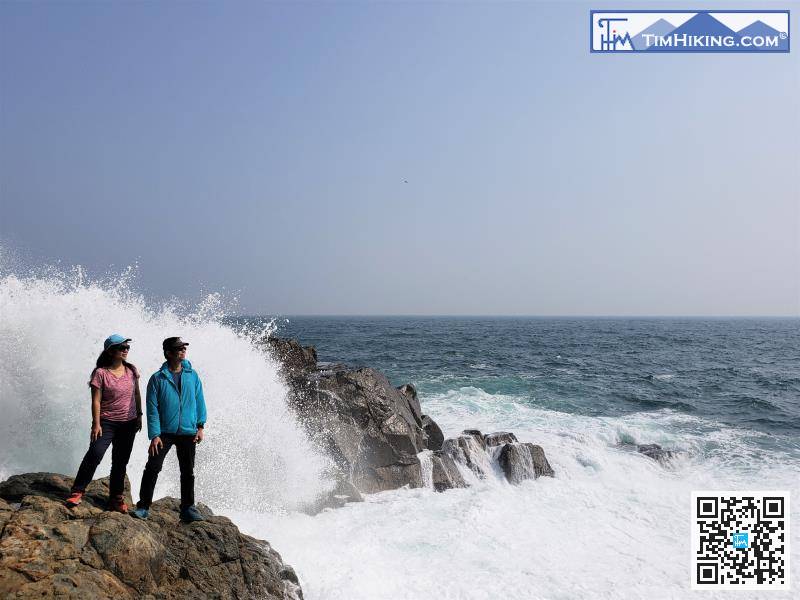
top-left (65, 334), bottom-right (143, 512)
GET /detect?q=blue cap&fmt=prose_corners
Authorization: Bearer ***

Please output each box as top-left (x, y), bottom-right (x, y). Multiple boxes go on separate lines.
top-left (104, 334), bottom-right (132, 350)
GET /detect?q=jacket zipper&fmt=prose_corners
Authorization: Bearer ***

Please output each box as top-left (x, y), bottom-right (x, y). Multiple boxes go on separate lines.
top-left (165, 369), bottom-right (184, 434)
top-left (176, 370), bottom-right (183, 433)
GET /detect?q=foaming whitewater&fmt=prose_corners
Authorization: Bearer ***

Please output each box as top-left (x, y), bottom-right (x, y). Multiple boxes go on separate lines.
top-left (0, 262), bottom-right (333, 511)
top-left (229, 387), bottom-right (799, 600)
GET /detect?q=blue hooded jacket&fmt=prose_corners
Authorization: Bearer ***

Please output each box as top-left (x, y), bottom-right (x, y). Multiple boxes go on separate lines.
top-left (145, 359), bottom-right (207, 440)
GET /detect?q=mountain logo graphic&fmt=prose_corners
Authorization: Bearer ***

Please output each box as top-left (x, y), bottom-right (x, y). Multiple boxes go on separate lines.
top-left (590, 10), bottom-right (790, 54)
top-left (596, 17), bottom-right (635, 50)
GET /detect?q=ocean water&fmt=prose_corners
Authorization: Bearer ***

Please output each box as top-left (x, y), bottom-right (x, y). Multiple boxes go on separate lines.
top-left (227, 316), bottom-right (799, 599)
top-left (1, 262), bottom-right (798, 599)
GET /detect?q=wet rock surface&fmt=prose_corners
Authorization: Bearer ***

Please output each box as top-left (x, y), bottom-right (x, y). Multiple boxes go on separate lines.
top-left (635, 443), bottom-right (677, 464)
top-left (265, 338), bottom-right (318, 378)
top-left (484, 432), bottom-right (518, 447)
top-left (264, 337), bottom-right (431, 495)
top-left (442, 432), bottom-right (493, 479)
top-left (397, 384), bottom-right (423, 427)
top-left (300, 479), bottom-right (364, 514)
top-left (421, 415), bottom-right (444, 451)
top-left (0, 473), bottom-right (302, 600)
top-left (497, 442), bottom-right (556, 484)
top-left (430, 451), bottom-right (468, 492)
top-left (263, 337), bottom-right (557, 498)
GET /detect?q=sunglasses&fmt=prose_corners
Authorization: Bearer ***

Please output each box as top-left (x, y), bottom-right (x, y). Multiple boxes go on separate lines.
top-left (168, 346), bottom-right (188, 352)
top-left (113, 345), bottom-right (130, 352)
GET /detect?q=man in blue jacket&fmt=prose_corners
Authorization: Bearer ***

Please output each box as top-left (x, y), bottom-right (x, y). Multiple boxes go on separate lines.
top-left (131, 337), bottom-right (207, 522)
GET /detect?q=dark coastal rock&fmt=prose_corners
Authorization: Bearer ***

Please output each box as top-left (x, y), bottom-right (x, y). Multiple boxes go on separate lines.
top-left (0, 473), bottom-right (303, 600)
top-left (421, 415), bottom-right (444, 451)
top-left (442, 433), bottom-right (492, 479)
top-left (362, 459), bottom-right (424, 493)
top-left (263, 336), bottom-right (557, 497)
top-left (263, 336), bottom-right (454, 493)
top-left (303, 478), bottom-right (364, 514)
top-left (636, 443), bottom-right (676, 464)
top-left (430, 451), bottom-right (468, 492)
top-left (498, 443), bottom-right (556, 484)
top-left (315, 361), bottom-right (350, 375)
top-left (397, 383), bottom-right (423, 427)
top-left (284, 365), bottom-right (427, 493)
top-left (484, 431), bottom-right (518, 447)
top-left (461, 429), bottom-right (488, 451)
top-left (266, 337), bottom-right (318, 376)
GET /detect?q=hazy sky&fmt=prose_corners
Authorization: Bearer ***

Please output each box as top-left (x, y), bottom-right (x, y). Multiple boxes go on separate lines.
top-left (1, 1), bottom-right (798, 316)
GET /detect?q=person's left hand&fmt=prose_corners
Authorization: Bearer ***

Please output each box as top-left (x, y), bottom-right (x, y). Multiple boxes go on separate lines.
top-left (136, 416), bottom-right (142, 432)
top-left (193, 428), bottom-right (204, 444)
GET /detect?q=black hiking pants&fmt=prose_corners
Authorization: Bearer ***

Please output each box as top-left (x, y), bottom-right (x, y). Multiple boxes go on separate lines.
top-left (137, 433), bottom-right (196, 510)
top-left (72, 418), bottom-right (138, 497)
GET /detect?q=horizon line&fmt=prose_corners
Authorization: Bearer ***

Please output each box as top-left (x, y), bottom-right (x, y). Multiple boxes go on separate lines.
top-left (228, 314), bottom-right (800, 319)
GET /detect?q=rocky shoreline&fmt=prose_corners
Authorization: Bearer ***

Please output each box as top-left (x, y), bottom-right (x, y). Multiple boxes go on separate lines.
top-left (0, 473), bottom-right (301, 599)
top-left (264, 337), bottom-right (557, 513)
top-left (1, 336), bottom-right (562, 599)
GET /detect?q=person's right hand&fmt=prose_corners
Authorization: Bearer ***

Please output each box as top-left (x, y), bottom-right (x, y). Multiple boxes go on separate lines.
top-left (149, 436), bottom-right (163, 456)
top-left (91, 423), bottom-right (102, 442)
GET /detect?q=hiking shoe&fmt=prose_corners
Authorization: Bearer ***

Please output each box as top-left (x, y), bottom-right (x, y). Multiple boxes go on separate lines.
top-left (108, 495), bottom-right (128, 513)
top-left (129, 507), bottom-right (149, 519)
top-left (180, 505), bottom-right (204, 523)
top-left (65, 490), bottom-right (84, 507)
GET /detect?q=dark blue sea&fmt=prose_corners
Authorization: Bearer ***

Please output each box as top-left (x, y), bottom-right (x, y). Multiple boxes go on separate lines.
top-left (227, 316), bottom-right (798, 599)
top-left (249, 317), bottom-right (800, 441)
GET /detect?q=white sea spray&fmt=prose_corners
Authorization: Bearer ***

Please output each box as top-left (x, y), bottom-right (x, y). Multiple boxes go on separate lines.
top-left (0, 259), bottom-right (334, 511)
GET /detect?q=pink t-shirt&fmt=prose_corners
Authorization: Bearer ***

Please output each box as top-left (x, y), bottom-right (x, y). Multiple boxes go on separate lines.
top-left (89, 366), bottom-right (139, 422)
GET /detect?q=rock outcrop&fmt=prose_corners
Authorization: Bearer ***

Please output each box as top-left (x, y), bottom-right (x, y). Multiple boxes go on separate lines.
top-left (420, 415), bottom-right (444, 451)
top-left (616, 439), bottom-right (679, 465)
top-left (263, 337), bottom-right (557, 500)
top-left (265, 337), bottom-right (318, 379)
top-left (303, 367), bottom-right (427, 493)
top-left (484, 432), bottom-right (518, 447)
top-left (635, 443), bottom-right (677, 464)
top-left (0, 473), bottom-right (302, 600)
top-left (265, 337), bottom-right (435, 496)
top-left (442, 433), bottom-right (493, 479)
top-left (440, 430), bottom-right (556, 487)
top-left (396, 384), bottom-right (423, 427)
top-left (429, 451), bottom-right (468, 492)
top-left (497, 442), bottom-right (555, 484)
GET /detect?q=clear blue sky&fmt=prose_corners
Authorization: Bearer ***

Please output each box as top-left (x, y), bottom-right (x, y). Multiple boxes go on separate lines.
top-left (1, 1), bottom-right (798, 316)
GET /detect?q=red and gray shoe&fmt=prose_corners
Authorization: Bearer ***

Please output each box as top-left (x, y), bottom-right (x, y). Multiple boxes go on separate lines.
top-left (65, 490), bottom-right (84, 507)
top-left (108, 494), bottom-right (128, 513)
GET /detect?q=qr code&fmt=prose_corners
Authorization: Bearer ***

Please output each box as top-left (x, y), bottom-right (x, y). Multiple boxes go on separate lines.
top-left (691, 491), bottom-right (790, 589)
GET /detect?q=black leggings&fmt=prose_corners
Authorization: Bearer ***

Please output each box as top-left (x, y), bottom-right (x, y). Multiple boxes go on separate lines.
top-left (72, 418), bottom-right (138, 497)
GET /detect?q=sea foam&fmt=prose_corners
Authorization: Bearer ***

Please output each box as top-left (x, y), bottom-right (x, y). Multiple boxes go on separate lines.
top-left (230, 387), bottom-right (799, 599)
